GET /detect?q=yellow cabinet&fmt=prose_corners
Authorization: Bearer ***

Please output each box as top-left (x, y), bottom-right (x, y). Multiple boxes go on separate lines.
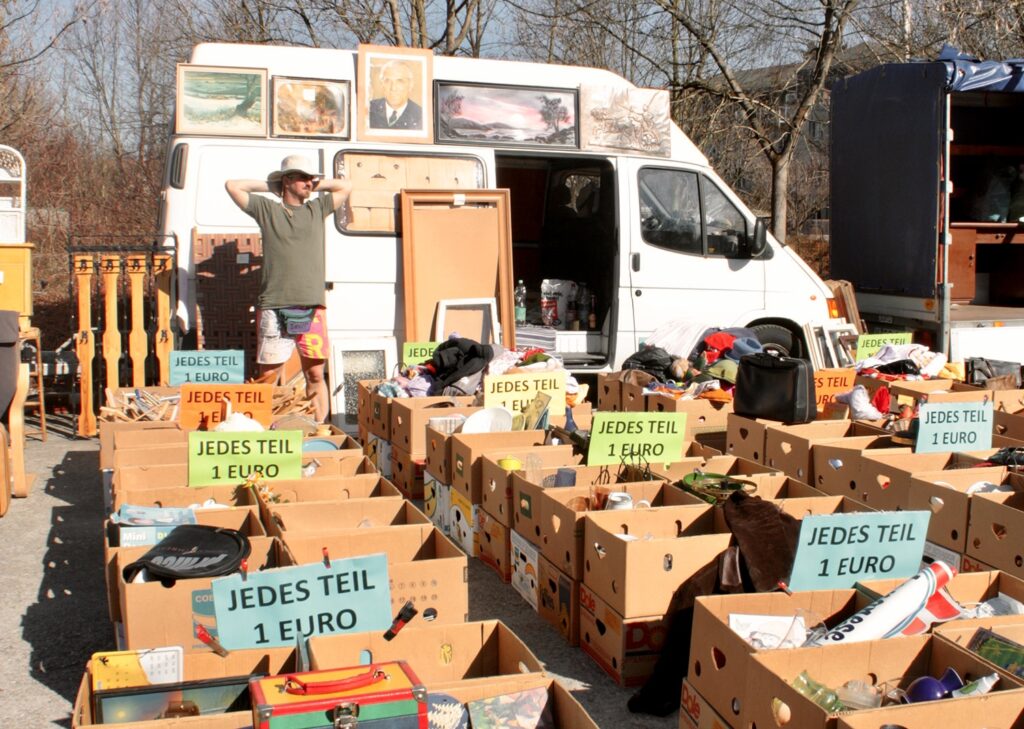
top-left (0, 244), bottom-right (33, 319)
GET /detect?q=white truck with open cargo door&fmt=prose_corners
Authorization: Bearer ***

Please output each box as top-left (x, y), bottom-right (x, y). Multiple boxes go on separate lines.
top-left (831, 51), bottom-right (1024, 363)
top-left (161, 43), bottom-right (840, 428)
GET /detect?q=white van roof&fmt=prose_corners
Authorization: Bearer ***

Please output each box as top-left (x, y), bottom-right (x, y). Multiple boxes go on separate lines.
top-left (188, 42), bottom-right (707, 164)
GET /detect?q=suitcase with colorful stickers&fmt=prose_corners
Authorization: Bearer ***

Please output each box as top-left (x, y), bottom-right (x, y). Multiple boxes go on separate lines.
top-left (249, 661), bottom-right (427, 728)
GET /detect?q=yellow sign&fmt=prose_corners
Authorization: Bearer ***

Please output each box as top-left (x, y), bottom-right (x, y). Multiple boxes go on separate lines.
top-left (179, 384), bottom-right (274, 430)
top-left (814, 368), bottom-right (857, 409)
top-left (856, 332), bottom-right (912, 359)
top-left (587, 412), bottom-right (688, 466)
top-left (188, 431), bottom-right (302, 486)
top-left (483, 371), bottom-right (566, 416)
top-left (402, 341), bottom-right (440, 365)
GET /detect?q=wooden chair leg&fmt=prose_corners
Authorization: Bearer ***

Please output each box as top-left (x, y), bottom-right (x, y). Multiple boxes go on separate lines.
top-left (9, 363), bottom-right (31, 498)
top-left (0, 424), bottom-right (10, 517)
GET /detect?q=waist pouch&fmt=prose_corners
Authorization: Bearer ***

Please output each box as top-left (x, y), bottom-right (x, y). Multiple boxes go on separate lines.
top-left (277, 307), bottom-right (316, 335)
top-left (122, 524), bottom-right (251, 584)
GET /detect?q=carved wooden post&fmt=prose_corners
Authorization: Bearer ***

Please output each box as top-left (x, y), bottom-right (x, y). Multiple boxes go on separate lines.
top-left (153, 253), bottom-right (174, 386)
top-left (126, 255), bottom-right (148, 387)
top-left (74, 254), bottom-right (97, 437)
top-left (101, 256), bottom-right (122, 391)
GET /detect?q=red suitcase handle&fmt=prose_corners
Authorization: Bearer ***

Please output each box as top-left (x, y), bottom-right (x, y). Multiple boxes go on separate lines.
top-left (283, 668), bottom-right (388, 696)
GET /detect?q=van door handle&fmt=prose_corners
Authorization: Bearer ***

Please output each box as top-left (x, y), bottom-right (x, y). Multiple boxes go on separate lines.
top-left (631, 253), bottom-right (640, 271)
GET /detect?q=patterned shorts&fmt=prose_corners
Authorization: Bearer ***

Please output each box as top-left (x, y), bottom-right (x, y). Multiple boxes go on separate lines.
top-left (257, 307), bottom-right (329, 365)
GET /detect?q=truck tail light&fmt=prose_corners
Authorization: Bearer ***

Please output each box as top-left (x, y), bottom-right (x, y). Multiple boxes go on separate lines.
top-left (826, 298), bottom-right (841, 318)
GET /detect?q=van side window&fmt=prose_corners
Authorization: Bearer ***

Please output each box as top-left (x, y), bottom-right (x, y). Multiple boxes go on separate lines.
top-left (333, 151), bottom-right (485, 234)
top-left (638, 168), bottom-right (702, 255)
top-left (703, 178), bottom-right (748, 257)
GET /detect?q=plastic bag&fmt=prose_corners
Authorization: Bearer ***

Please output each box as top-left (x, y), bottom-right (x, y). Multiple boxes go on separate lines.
top-left (540, 279), bottom-right (577, 330)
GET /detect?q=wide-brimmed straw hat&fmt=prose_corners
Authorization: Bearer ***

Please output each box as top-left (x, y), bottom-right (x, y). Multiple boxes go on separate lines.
top-left (268, 154), bottom-right (323, 182)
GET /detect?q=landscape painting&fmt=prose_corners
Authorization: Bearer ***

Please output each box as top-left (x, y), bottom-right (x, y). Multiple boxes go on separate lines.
top-left (176, 65), bottom-right (267, 137)
top-left (436, 82), bottom-right (578, 148)
top-left (581, 86), bottom-right (671, 156)
top-left (272, 77), bottom-right (349, 138)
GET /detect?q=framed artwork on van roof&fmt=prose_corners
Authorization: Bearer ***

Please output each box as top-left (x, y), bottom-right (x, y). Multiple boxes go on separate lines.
top-left (357, 44), bottom-right (433, 144)
top-left (271, 77), bottom-right (350, 139)
top-left (435, 82), bottom-right (579, 149)
top-left (176, 65), bottom-right (267, 137)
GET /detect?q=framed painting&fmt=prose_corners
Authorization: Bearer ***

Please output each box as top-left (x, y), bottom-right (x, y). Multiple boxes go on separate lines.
top-left (435, 82), bottom-right (579, 149)
top-left (271, 77), bottom-right (350, 139)
top-left (176, 65), bottom-right (267, 137)
top-left (357, 44), bottom-right (433, 144)
top-left (823, 322), bottom-right (860, 368)
top-left (581, 86), bottom-right (671, 157)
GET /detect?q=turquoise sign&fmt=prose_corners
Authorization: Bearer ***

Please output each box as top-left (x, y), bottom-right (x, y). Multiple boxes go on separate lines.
top-left (211, 554), bottom-right (392, 649)
top-left (788, 511), bottom-right (930, 592)
top-left (170, 350), bottom-right (245, 385)
top-left (916, 400), bottom-right (993, 453)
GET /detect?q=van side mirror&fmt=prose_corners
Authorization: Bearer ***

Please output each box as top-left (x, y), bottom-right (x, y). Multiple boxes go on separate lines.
top-left (746, 217), bottom-right (768, 257)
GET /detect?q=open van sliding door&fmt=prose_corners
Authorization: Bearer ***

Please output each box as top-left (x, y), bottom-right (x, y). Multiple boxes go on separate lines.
top-left (622, 158), bottom-right (766, 355)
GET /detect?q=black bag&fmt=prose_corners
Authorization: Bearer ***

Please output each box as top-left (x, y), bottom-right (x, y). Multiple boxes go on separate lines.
top-left (966, 357), bottom-right (1022, 389)
top-left (122, 525), bottom-right (251, 583)
top-left (733, 353), bottom-right (816, 423)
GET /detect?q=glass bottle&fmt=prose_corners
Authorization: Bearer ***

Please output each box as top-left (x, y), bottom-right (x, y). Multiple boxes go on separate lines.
top-left (514, 279), bottom-right (527, 325)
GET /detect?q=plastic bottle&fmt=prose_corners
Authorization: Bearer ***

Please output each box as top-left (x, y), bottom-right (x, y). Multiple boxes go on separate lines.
top-left (587, 293), bottom-right (598, 330)
top-left (514, 279), bottom-right (527, 325)
top-left (951, 672), bottom-right (999, 698)
top-left (791, 671), bottom-right (844, 712)
top-left (567, 298), bottom-right (579, 329)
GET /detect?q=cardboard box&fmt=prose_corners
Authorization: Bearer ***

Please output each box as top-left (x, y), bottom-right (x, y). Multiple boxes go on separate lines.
top-left (835, 692), bottom-right (1024, 729)
top-left (364, 432), bottom-right (393, 479)
top-left (424, 424), bottom-right (455, 484)
top-left (356, 378), bottom-right (383, 434)
top-left (282, 525), bottom-right (468, 625)
top-left (745, 635), bottom-right (1022, 729)
top-left (424, 470), bottom-right (451, 536)
top-left (642, 453), bottom-right (783, 485)
top-left (725, 414), bottom-right (774, 463)
top-left (112, 443), bottom-right (188, 472)
top-left (479, 445), bottom-right (579, 526)
top-left (853, 449), bottom-right (997, 511)
top-left (510, 529), bottom-right (540, 610)
top-left (248, 473), bottom-right (402, 527)
top-left (263, 499), bottom-right (430, 538)
top-left (72, 646), bottom-right (297, 728)
top-left (367, 388), bottom-right (393, 440)
top-left (679, 678), bottom-right (733, 729)
top-left (308, 619), bottom-right (543, 683)
top-left (112, 483), bottom-right (255, 512)
top-left (889, 378), bottom-right (991, 406)
top-left (994, 409), bottom-right (1024, 440)
top-left (810, 435), bottom-right (909, 495)
top-left (389, 444), bottom-right (425, 499)
top-left (449, 487), bottom-right (480, 556)
top-left (117, 536), bottom-right (282, 651)
top-left (966, 484), bottom-right (1024, 578)
top-left (763, 420), bottom-right (887, 484)
top-left (103, 505), bottom-right (265, 625)
top-left (538, 480), bottom-right (701, 580)
top-left (477, 508), bottom-right (511, 582)
top-left (645, 397), bottom-right (733, 438)
top-left (450, 430), bottom-right (548, 503)
top-left (538, 553), bottom-right (580, 645)
top-left (620, 380), bottom-right (647, 412)
top-left (99, 419), bottom-right (182, 471)
top-left (514, 472), bottom-right (667, 551)
top-left (962, 553), bottom-right (998, 573)
top-left (907, 466), bottom-right (1014, 552)
top-left (932, 617), bottom-right (1024, 683)
top-left (596, 373), bottom-right (622, 412)
top-left (426, 674), bottom-right (600, 729)
top-left (583, 505), bottom-right (729, 618)
top-left (578, 582), bottom-right (667, 687)
top-left (388, 397), bottom-right (477, 456)
top-left (688, 589), bottom-right (861, 725)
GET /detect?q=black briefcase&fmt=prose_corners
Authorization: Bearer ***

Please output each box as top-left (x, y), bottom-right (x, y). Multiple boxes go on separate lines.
top-left (966, 357), bottom-right (1022, 389)
top-left (734, 353), bottom-right (816, 424)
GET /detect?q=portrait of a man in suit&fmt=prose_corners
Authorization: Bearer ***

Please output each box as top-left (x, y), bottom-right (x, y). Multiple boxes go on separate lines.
top-left (368, 60), bottom-right (423, 130)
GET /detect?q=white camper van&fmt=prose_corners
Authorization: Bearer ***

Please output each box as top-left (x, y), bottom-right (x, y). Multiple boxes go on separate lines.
top-left (162, 43), bottom-right (839, 425)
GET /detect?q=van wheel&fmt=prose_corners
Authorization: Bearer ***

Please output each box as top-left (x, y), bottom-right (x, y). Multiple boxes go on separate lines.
top-left (752, 324), bottom-right (803, 359)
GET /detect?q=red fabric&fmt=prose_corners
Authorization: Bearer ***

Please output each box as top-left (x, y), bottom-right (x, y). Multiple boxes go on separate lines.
top-left (702, 331), bottom-right (736, 365)
top-left (872, 385), bottom-right (890, 414)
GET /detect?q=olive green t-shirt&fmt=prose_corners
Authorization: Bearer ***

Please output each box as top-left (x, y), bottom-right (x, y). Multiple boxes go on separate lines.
top-left (245, 191), bottom-right (334, 309)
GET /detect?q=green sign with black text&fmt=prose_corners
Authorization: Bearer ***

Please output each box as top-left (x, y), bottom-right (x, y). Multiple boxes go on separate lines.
top-left (188, 431), bottom-right (302, 486)
top-left (587, 412), bottom-right (687, 466)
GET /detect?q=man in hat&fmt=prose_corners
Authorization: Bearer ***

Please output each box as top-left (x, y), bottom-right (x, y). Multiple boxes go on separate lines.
top-left (225, 155), bottom-right (352, 422)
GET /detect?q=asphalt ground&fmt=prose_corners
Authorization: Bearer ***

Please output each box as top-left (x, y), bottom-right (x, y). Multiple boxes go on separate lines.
top-left (0, 414), bottom-right (678, 728)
